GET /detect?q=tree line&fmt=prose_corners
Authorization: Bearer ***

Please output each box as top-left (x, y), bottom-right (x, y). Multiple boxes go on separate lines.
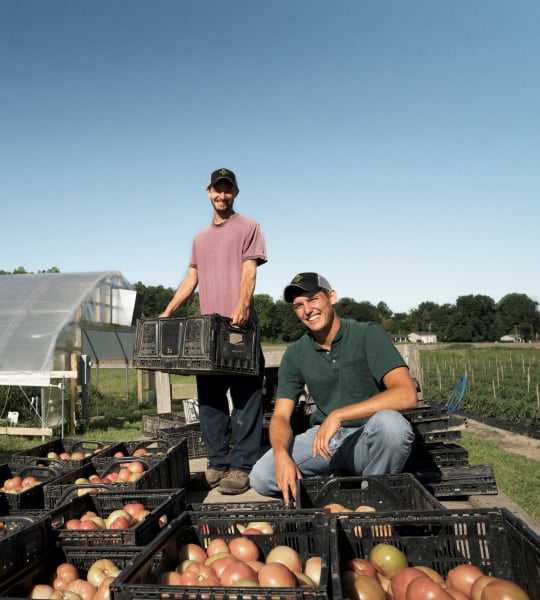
top-left (134, 282), bottom-right (540, 344)
top-left (2, 268), bottom-right (538, 343)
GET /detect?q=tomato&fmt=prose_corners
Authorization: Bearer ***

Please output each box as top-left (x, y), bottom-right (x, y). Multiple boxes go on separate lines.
top-left (258, 562), bottom-right (297, 587)
top-left (206, 537), bottom-right (229, 556)
top-left (304, 556), bottom-right (322, 586)
top-left (343, 558), bottom-right (377, 578)
top-left (342, 571), bottom-right (386, 600)
top-left (415, 566), bottom-right (445, 585)
top-left (29, 584), bottom-right (55, 599)
top-left (180, 563), bottom-right (220, 586)
top-left (369, 543), bottom-right (408, 578)
top-left (178, 543), bottom-right (207, 564)
top-left (220, 561), bottom-right (259, 586)
top-left (471, 575), bottom-right (499, 600)
top-left (446, 588), bottom-right (471, 600)
top-left (228, 536), bottom-right (260, 562)
top-left (389, 566), bottom-right (427, 600)
top-left (406, 575), bottom-right (454, 600)
top-left (481, 578), bottom-right (529, 600)
top-left (446, 564), bottom-right (485, 598)
top-left (266, 545), bottom-right (303, 573)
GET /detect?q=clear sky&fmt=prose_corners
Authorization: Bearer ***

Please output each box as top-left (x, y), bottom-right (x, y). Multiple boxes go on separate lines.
top-left (2, 1), bottom-right (539, 314)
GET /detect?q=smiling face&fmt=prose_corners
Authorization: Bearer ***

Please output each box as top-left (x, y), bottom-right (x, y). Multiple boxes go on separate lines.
top-left (207, 180), bottom-right (238, 220)
top-left (291, 289), bottom-right (338, 341)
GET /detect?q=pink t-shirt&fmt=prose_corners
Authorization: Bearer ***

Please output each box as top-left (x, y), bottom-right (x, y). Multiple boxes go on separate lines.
top-left (190, 214), bottom-right (267, 320)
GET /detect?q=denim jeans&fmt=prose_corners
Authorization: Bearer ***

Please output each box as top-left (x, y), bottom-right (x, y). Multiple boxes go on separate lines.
top-left (249, 409), bottom-right (414, 497)
top-left (196, 352), bottom-right (264, 473)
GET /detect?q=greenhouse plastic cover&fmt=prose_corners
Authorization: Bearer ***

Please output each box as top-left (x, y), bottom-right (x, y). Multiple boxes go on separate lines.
top-left (0, 272), bottom-right (138, 386)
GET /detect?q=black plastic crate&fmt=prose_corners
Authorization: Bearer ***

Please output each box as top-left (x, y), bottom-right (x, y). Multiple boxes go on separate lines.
top-left (0, 463), bottom-right (62, 510)
top-left (43, 456), bottom-right (167, 508)
top-left (157, 425), bottom-right (207, 459)
top-left (0, 513), bottom-right (53, 588)
top-left (142, 412), bottom-right (184, 437)
top-left (133, 314), bottom-right (260, 375)
top-left (111, 510), bottom-right (333, 600)
top-left (92, 438), bottom-right (190, 489)
top-left (189, 500), bottom-right (284, 512)
top-left (51, 488), bottom-right (185, 546)
top-left (10, 439), bottom-right (121, 473)
top-left (414, 464), bottom-right (498, 498)
top-left (142, 413), bottom-right (207, 459)
top-left (417, 428), bottom-right (462, 443)
top-left (0, 543), bottom-right (143, 598)
top-left (296, 474), bottom-right (444, 512)
top-left (405, 442), bottom-right (469, 470)
top-left (331, 508), bottom-right (540, 600)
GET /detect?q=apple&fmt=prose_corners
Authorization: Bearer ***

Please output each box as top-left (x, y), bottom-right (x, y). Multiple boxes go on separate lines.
top-left (75, 477), bottom-right (90, 485)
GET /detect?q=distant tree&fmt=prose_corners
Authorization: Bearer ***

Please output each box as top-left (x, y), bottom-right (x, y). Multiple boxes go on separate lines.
top-left (274, 300), bottom-right (305, 342)
top-left (134, 282), bottom-right (199, 318)
top-left (389, 312), bottom-right (413, 335)
top-left (254, 294), bottom-right (278, 340)
top-left (497, 293), bottom-right (539, 341)
top-left (376, 301), bottom-right (393, 319)
top-left (443, 294), bottom-right (498, 342)
top-left (335, 298), bottom-right (380, 322)
top-left (0, 266), bottom-right (60, 274)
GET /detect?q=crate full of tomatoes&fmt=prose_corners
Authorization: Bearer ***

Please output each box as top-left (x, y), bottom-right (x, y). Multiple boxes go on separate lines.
top-left (331, 507), bottom-right (540, 600)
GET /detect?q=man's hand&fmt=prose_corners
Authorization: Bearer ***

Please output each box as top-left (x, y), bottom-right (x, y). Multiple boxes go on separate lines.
top-left (274, 453), bottom-right (302, 506)
top-left (311, 413), bottom-right (341, 460)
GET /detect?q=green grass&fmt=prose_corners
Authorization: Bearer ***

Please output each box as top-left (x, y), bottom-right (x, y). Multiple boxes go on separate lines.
top-left (459, 431), bottom-right (540, 523)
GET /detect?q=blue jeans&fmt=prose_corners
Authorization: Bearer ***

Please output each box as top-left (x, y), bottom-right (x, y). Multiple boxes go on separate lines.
top-left (249, 410), bottom-right (414, 497)
top-left (196, 352), bottom-right (264, 473)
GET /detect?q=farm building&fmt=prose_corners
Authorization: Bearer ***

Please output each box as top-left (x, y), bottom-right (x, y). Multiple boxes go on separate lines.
top-left (0, 271), bottom-right (142, 434)
top-left (408, 332), bottom-right (438, 344)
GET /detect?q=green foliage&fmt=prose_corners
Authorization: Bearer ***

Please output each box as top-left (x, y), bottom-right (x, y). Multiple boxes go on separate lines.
top-left (420, 346), bottom-right (540, 430)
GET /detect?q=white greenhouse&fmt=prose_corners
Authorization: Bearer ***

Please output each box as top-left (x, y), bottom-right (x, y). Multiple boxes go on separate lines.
top-left (0, 272), bottom-right (142, 435)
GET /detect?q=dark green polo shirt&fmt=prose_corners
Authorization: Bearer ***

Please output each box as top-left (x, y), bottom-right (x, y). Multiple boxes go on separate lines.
top-left (276, 319), bottom-right (407, 427)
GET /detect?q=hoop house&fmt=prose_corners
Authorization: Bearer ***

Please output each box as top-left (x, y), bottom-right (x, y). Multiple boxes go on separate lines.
top-left (0, 272), bottom-right (141, 433)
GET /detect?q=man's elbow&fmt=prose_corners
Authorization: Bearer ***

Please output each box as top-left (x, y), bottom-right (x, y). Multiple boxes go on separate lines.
top-left (403, 385), bottom-right (418, 410)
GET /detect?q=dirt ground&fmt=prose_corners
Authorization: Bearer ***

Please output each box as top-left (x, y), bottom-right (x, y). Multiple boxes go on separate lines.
top-left (465, 417), bottom-right (540, 462)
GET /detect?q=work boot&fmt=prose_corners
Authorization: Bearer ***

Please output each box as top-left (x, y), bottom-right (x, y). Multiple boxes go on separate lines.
top-left (205, 468), bottom-right (227, 489)
top-left (217, 470), bottom-right (250, 495)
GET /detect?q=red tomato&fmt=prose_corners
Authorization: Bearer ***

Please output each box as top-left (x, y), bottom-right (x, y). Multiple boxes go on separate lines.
top-left (481, 578), bottom-right (529, 600)
top-left (389, 566), bottom-right (427, 600)
top-left (228, 536), bottom-right (260, 562)
top-left (406, 575), bottom-right (454, 600)
top-left (266, 545), bottom-right (303, 574)
top-left (258, 562), bottom-right (297, 588)
top-left (471, 575), bottom-right (499, 600)
top-left (220, 561), bottom-right (259, 586)
top-left (446, 564), bottom-right (485, 598)
top-left (342, 571), bottom-right (386, 600)
top-left (343, 558), bottom-right (377, 578)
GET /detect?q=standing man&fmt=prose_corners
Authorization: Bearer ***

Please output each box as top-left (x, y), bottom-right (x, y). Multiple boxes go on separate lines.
top-left (249, 272), bottom-right (417, 504)
top-left (160, 168), bottom-right (267, 495)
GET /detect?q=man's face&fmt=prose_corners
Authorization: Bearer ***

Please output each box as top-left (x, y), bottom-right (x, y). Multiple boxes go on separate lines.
top-left (291, 290), bottom-right (336, 333)
top-left (207, 180), bottom-right (238, 212)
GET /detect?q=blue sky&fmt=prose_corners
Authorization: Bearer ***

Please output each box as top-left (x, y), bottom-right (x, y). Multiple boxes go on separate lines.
top-left (2, 1), bottom-right (539, 314)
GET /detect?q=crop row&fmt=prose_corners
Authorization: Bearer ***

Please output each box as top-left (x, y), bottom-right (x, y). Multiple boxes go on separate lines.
top-left (419, 346), bottom-right (540, 430)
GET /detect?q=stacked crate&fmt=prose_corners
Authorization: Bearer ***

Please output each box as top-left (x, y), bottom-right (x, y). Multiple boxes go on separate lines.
top-left (0, 436), bottom-right (189, 599)
top-left (401, 403), bottom-right (498, 498)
